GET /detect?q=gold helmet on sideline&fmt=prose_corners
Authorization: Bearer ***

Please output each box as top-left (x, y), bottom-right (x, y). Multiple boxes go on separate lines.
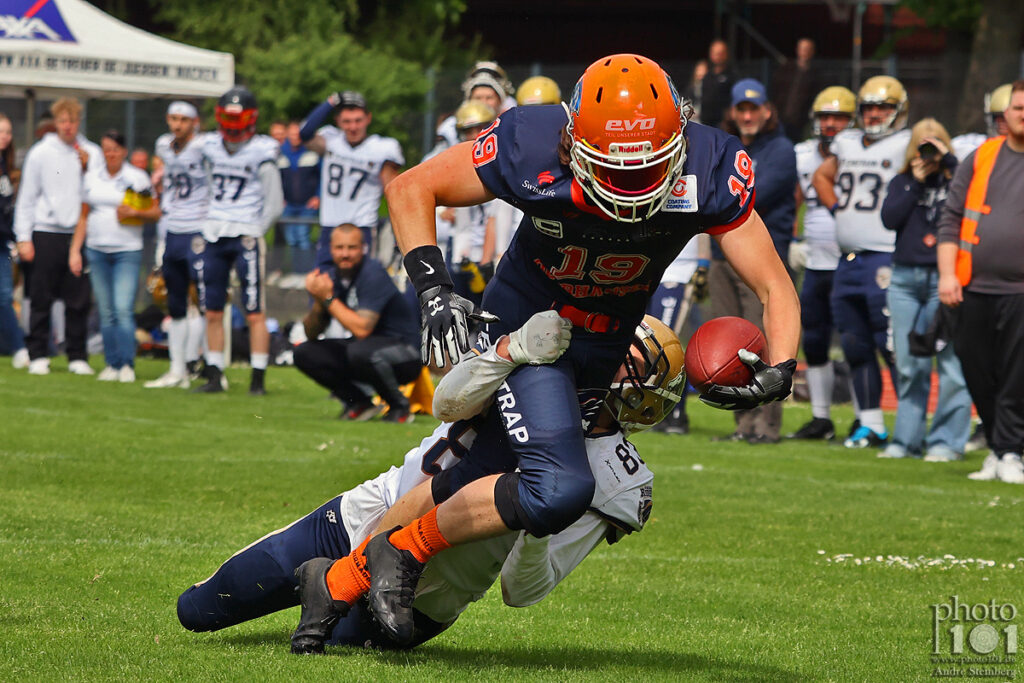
top-left (517, 76), bottom-right (561, 106)
top-left (604, 315), bottom-right (686, 434)
top-left (810, 86), bottom-right (856, 140)
top-left (985, 83), bottom-right (1012, 137)
top-left (856, 75), bottom-right (908, 138)
top-left (455, 100), bottom-right (497, 141)
top-left (146, 268), bottom-right (167, 307)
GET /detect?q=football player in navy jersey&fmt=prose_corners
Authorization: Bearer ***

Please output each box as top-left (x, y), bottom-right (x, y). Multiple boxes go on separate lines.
top-left (299, 54), bottom-right (801, 647)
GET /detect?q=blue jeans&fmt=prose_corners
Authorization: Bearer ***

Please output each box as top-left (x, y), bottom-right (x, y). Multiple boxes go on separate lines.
top-left (887, 265), bottom-right (971, 454)
top-left (280, 205), bottom-right (315, 249)
top-left (0, 242), bottom-right (26, 355)
top-left (85, 248), bottom-right (142, 369)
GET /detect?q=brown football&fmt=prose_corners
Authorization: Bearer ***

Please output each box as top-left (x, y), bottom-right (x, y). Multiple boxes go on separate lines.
top-left (685, 316), bottom-right (768, 393)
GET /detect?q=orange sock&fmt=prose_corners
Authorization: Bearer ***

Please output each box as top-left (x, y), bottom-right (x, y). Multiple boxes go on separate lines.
top-left (325, 536), bottom-right (370, 605)
top-left (387, 506), bottom-right (452, 564)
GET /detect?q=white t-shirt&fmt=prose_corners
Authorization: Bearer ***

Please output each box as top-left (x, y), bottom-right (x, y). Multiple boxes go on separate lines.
top-left (829, 128), bottom-right (911, 253)
top-left (317, 128), bottom-right (404, 228)
top-left (337, 420), bottom-right (653, 625)
top-left (155, 132), bottom-right (209, 234)
top-left (795, 139), bottom-right (841, 270)
top-left (200, 133), bottom-right (281, 240)
top-left (82, 162), bottom-right (152, 253)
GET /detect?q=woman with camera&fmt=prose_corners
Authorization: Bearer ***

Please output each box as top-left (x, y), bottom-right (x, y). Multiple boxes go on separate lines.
top-left (879, 118), bottom-right (971, 461)
top-left (69, 130), bottom-right (160, 382)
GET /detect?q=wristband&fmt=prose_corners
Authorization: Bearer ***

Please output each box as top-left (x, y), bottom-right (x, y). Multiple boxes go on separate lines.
top-left (697, 258), bottom-right (710, 269)
top-left (323, 294), bottom-right (335, 307)
top-left (404, 245), bottom-right (454, 296)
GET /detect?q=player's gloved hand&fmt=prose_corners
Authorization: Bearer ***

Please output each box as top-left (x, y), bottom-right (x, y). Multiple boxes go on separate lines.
top-left (699, 350), bottom-right (797, 411)
top-left (406, 245), bottom-right (498, 368)
top-left (418, 285), bottom-right (498, 367)
top-left (507, 311), bottom-right (571, 365)
top-left (788, 240), bottom-right (808, 272)
top-left (326, 92), bottom-right (343, 107)
top-left (691, 261), bottom-right (710, 301)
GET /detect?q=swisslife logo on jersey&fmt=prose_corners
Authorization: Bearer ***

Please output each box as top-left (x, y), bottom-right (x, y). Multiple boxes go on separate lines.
top-left (0, 0), bottom-right (77, 42)
top-left (663, 174), bottom-right (698, 212)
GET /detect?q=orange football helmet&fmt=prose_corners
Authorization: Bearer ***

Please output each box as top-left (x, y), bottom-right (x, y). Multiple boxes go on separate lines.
top-left (567, 54), bottom-right (687, 223)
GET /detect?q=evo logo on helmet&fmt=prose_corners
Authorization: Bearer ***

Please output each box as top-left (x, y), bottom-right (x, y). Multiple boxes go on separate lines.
top-left (605, 117), bottom-right (656, 132)
top-left (496, 381), bottom-right (529, 443)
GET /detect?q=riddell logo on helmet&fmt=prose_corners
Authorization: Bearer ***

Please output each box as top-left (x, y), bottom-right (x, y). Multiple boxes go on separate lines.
top-left (605, 117), bottom-right (656, 132)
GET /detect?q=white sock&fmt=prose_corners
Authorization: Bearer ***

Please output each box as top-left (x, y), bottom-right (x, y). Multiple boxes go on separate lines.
top-left (206, 350), bottom-right (225, 370)
top-left (186, 313), bottom-right (205, 362)
top-left (859, 408), bottom-right (886, 435)
top-left (250, 352), bottom-right (268, 370)
top-left (806, 363), bottom-right (834, 420)
top-left (168, 317), bottom-right (188, 377)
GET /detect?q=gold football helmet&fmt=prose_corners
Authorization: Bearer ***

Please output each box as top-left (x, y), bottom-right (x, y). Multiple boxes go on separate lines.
top-left (605, 315), bottom-right (686, 434)
top-left (146, 268), bottom-right (167, 307)
top-left (455, 100), bottom-right (497, 141)
top-left (517, 76), bottom-right (561, 106)
top-left (856, 76), bottom-right (908, 138)
top-left (985, 83), bottom-right (1012, 137)
top-left (810, 86), bottom-right (856, 140)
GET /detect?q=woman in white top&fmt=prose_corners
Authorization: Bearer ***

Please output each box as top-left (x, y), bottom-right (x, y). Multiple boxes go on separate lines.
top-left (70, 130), bottom-right (160, 382)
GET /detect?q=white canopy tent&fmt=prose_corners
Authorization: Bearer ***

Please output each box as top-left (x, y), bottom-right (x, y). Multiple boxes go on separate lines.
top-left (0, 0), bottom-right (234, 144)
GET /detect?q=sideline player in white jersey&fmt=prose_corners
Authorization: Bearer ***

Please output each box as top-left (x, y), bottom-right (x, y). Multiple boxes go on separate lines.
top-left (146, 102), bottom-right (210, 389)
top-left (787, 86), bottom-right (856, 441)
top-left (952, 83), bottom-right (1012, 161)
top-left (813, 76), bottom-right (912, 448)
top-left (193, 86), bottom-right (283, 396)
top-left (177, 312), bottom-right (676, 653)
top-left (298, 91), bottom-right (403, 264)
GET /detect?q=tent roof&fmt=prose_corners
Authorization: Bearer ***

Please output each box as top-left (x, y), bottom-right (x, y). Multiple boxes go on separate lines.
top-left (0, 0), bottom-right (234, 99)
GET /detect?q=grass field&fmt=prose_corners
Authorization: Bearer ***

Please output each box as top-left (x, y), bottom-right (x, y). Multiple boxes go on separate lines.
top-left (1, 357), bottom-right (1021, 682)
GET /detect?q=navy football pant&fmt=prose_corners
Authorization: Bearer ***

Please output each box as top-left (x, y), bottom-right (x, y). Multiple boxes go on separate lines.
top-left (162, 232), bottom-right (204, 318)
top-left (474, 268), bottom-right (634, 537)
top-left (800, 268), bottom-right (835, 366)
top-left (200, 236), bottom-right (265, 313)
top-left (176, 495), bottom-right (450, 647)
top-left (831, 252), bottom-right (895, 411)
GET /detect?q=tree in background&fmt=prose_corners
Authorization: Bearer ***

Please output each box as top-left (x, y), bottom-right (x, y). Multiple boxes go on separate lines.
top-left (111, 0), bottom-right (483, 159)
top-left (902, 0), bottom-right (1023, 134)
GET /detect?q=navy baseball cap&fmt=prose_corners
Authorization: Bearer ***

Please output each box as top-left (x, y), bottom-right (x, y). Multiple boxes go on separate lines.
top-left (731, 79), bottom-right (767, 107)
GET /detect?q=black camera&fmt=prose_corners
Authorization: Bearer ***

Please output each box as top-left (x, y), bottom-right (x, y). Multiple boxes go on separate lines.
top-left (918, 141), bottom-right (940, 162)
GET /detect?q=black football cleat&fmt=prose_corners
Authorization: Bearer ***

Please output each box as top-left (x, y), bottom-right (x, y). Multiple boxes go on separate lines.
top-left (787, 417), bottom-right (836, 440)
top-left (290, 558), bottom-right (350, 655)
top-left (364, 527), bottom-right (425, 646)
top-left (191, 365), bottom-right (227, 393)
top-left (249, 368), bottom-right (266, 396)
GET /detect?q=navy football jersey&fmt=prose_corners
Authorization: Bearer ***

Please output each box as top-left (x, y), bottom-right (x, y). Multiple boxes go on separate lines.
top-left (472, 105), bottom-right (754, 323)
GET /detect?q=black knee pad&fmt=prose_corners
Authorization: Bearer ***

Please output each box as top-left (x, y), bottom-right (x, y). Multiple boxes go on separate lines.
top-left (493, 472), bottom-right (527, 532)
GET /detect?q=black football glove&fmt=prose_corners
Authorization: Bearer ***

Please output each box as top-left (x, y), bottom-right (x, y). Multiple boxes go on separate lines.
top-left (418, 285), bottom-right (498, 367)
top-left (699, 350), bottom-right (797, 411)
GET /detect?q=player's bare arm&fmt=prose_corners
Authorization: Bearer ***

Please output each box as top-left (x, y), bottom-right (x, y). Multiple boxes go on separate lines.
top-left (811, 155), bottom-right (838, 210)
top-left (386, 141), bottom-right (495, 254)
top-left (715, 210), bottom-right (801, 364)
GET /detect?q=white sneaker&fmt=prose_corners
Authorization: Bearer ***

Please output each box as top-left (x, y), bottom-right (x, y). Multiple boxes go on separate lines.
top-left (996, 453), bottom-right (1024, 484)
top-left (144, 372), bottom-right (190, 389)
top-left (118, 366), bottom-right (136, 383)
top-left (28, 358), bottom-right (50, 375)
top-left (967, 452), bottom-right (1000, 481)
top-left (12, 348), bottom-right (29, 369)
top-left (68, 360), bottom-right (95, 375)
top-left (97, 366), bottom-right (119, 381)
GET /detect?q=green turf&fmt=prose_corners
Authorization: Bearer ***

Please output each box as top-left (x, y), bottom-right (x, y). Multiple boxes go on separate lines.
top-left (1, 358), bottom-right (1021, 681)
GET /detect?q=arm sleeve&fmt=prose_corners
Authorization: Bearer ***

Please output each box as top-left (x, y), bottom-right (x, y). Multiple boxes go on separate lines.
top-left (13, 147), bottom-right (40, 242)
top-left (258, 161), bottom-right (284, 234)
top-left (880, 173), bottom-right (922, 232)
top-left (299, 100), bottom-right (334, 142)
top-left (432, 344), bottom-right (516, 421)
top-left (500, 513), bottom-right (609, 607)
top-left (937, 152), bottom-right (973, 245)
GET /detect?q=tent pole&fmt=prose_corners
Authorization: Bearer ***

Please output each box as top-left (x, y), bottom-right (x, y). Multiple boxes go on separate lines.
top-left (125, 100), bottom-right (136, 150)
top-left (25, 89), bottom-right (36, 148)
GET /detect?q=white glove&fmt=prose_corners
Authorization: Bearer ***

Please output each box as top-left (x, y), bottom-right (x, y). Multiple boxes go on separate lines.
top-left (507, 311), bottom-right (572, 365)
top-left (788, 240), bottom-right (808, 272)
